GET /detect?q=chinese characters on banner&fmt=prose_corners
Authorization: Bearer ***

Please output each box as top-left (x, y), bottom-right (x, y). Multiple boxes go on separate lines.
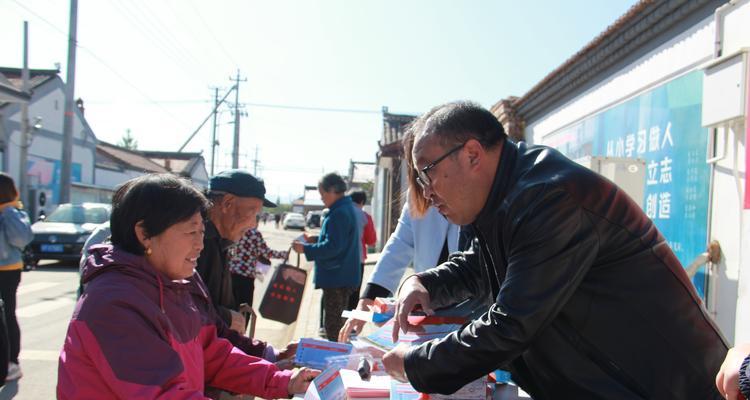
top-left (542, 71), bottom-right (710, 297)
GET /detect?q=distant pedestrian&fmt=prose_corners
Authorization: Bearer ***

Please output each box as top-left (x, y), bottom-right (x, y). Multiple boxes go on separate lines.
top-left (229, 226), bottom-right (288, 307)
top-left (292, 173), bottom-right (362, 341)
top-left (0, 172), bottom-right (34, 382)
top-left (347, 190), bottom-right (376, 311)
top-left (274, 213), bottom-right (281, 229)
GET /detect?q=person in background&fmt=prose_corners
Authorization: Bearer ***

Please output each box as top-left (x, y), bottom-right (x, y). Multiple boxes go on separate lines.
top-left (339, 128), bottom-right (463, 343)
top-left (229, 224), bottom-right (288, 308)
top-left (57, 174), bottom-right (318, 398)
top-left (347, 190), bottom-right (377, 311)
top-left (382, 101), bottom-right (727, 399)
top-left (197, 169), bottom-right (275, 332)
top-left (716, 343), bottom-right (750, 399)
top-left (293, 173), bottom-right (362, 341)
top-left (0, 173), bottom-right (34, 382)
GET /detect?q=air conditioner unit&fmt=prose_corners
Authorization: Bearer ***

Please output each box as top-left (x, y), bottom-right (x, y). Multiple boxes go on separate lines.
top-left (575, 156), bottom-right (646, 207)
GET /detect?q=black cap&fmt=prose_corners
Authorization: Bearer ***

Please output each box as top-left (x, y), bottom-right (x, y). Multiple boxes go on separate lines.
top-left (208, 169), bottom-right (276, 207)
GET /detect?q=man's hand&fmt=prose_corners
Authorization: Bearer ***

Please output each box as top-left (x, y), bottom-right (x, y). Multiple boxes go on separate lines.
top-left (229, 310), bottom-right (246, 334)
top-left (383, 343), bottom-right (410, 383)
top-left (338, 298), bottom-right (375, 343)
top-left (292, 240), bottom-right (305, 254)
top-left (716, 343), bottom-right (750, 399)
top-left (392, 276), bottom-right (433, 342)
top-left (287, 367), bottom-right (320, 395)
top-left (278, 341), bottom-right (298, 360)
top-left (304, 233), bottom-right (318, 243)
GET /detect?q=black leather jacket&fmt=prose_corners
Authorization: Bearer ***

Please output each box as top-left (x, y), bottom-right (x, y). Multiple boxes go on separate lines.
top-left (404, 141), bottom-right (727, 399)
top-left (196, 220), bottom-right (236, 325)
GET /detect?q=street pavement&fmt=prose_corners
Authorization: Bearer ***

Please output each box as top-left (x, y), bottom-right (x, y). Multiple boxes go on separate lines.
top-left (0, 261), bottom-right (80, 400)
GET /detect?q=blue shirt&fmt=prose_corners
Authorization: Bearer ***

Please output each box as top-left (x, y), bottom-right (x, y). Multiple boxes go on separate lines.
top-left (303, 196), bottom-right (363, 289)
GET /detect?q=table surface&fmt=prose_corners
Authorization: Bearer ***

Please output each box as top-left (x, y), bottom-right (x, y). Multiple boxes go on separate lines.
top-left (293, 382), bottom-right (531, 399)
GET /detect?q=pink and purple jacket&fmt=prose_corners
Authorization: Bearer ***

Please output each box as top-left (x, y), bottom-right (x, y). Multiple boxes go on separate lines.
top-left (57, 244), bottom-right (292, 399)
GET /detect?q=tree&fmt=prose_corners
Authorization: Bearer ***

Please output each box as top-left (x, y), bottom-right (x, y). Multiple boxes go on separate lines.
top-left (118, 129), bottom-right (138, 150)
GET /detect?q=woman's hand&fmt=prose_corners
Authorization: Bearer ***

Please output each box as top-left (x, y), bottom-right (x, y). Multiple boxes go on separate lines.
top-left (287, 367), bottom-right (320, 395)
top-left (338, 298), bottom-right (375, 343)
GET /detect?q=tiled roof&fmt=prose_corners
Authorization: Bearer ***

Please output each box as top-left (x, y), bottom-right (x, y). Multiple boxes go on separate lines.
top-left (0, 67), bottom-right (58, 108)
top-left (139, 150), bottom-right (203, 176)
top-left (96, 142), bottom-right (168, 173)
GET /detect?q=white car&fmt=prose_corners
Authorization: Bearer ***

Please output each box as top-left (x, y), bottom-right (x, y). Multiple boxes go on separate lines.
top-left (282, 213), bottom-right (306, 230)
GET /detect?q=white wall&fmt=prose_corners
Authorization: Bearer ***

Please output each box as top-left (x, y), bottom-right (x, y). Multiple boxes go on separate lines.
top-left (95, 167), bottom-right (142, 189)
top-left (717, 0), bottom-right (750, 344)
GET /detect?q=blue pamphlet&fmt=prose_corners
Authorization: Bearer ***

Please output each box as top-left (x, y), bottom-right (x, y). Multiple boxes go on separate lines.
top-left (295, 338), bottom-right (353, 370)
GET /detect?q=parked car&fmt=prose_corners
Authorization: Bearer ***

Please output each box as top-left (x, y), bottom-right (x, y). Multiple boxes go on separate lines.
top-left (282, 213), bottom-right (306, 230)
top-left (27, 202), bottom-right (111, 266)
top-left (305, 211), bottom-right (322, 228)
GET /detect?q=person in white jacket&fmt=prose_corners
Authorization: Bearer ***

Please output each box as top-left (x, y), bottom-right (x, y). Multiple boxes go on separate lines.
top-left (339, 125), bottom-right (480, 342)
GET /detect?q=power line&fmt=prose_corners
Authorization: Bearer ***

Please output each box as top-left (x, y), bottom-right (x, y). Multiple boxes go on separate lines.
top-left (245, 102), bottom-right (381, 114)
top-left (8, 0), bottom-right (192, 129)
top-left (186, 0), bottom-right (238, 67)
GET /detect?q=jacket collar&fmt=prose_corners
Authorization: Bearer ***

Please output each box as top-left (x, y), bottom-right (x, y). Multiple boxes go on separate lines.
top-left (204, 219), bottom-right (235, 252)
top-left (329, 195), bottom-right (353, 212)
top-left (474, 139), bottom-right (518, 233)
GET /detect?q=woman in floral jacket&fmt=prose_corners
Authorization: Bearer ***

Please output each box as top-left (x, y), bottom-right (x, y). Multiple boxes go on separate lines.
top-left (229, 227), bottom-right (288, 307)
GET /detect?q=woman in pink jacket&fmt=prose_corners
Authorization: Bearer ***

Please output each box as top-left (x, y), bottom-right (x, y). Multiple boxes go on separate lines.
top-left (58, 174), bottom-right (317, 399)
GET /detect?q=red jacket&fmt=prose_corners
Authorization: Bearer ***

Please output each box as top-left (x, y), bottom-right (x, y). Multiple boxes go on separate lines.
top-left (58, 244), bottom-right (292, 399)
top-left (361, 211), bottom-right (376, 261)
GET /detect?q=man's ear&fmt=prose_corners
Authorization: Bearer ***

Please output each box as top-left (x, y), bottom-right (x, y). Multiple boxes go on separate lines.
top-left (134, 220), bottom-right (150, 249)
top-left (221, 194), bottom-right (236, 213)
top-left (464, 139), bottom-right (483, 169)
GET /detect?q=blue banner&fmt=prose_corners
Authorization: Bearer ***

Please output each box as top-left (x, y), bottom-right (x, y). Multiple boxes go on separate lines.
top-left (543, 71), bottom-right (709, 297)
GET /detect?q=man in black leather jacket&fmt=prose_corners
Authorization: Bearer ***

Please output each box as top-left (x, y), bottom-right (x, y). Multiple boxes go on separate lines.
top-left (382, 101), bottom-right (728, 399)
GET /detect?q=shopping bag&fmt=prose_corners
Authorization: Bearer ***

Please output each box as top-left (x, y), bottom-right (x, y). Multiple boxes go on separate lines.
top-left (258, 250), bottom-right (307, 324)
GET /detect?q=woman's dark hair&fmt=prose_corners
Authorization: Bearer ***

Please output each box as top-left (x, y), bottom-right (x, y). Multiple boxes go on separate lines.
top-left (0, 173), bottom-right (18, 204)
top-left (318, 173), bottom-right (347, 194)
top-left (421, 101), bottom-right (506, 149)
top-left (349, 190), bottom-right (367, 205)
top-left (110, 174), bottom-right (210, 255)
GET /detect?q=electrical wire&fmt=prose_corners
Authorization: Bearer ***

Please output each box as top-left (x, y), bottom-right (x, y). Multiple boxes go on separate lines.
top-left (185, 0), bottom-right (238, 67)
top-left (8, 0), bottom-right (192, 129)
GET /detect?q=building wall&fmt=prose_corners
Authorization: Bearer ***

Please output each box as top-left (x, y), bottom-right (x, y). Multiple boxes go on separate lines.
top-left (2, 78), bottom-right (97, 212)
top-left (522, 2), bottom-right (750, 344)
top-left (95, 166), bottom-right (144, 189)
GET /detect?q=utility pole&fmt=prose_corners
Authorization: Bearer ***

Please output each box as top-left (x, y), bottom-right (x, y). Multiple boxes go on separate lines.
top-left (59, 0), bottom-right (78, 204)
top-left (210, 87), bottom-right (219, 175)
top-left (252, 145), bottom-right (259, 175)
top-left (18, 21), bottom-right (31, 206)
top-left (229, 70), bottom-right (246, 169)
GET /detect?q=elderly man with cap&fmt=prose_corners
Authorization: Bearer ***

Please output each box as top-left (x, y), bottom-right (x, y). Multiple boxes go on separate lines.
top-left (197, 169), bottom-right (277, 331)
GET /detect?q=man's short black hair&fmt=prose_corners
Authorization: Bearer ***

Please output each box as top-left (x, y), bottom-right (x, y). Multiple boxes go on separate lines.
top-left (420, 101), bottom-right (507, 149)
top-left (319, 173), bottom-right (347, 194)
top-left (110, 174), bottom-right (210, 255)
top-left (0, 172), bottom-right (18, 204)
top-left (349, 190), bottom-right (367, 205)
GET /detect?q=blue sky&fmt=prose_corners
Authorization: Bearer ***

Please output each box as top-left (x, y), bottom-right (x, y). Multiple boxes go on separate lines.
top-left (1, 0), bottom-right (637, 202)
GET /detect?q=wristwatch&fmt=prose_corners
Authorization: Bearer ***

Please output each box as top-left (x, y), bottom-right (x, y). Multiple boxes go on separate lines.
top-left (739, 354), bottom-right (750, 399)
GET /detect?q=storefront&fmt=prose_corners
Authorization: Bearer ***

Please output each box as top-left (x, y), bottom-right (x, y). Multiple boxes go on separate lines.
top-left (494, 0), bottom-right (749, 343)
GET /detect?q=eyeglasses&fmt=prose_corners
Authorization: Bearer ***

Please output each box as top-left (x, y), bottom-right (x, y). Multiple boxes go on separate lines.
top-left (415, 142), bottom-right (466, 189)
